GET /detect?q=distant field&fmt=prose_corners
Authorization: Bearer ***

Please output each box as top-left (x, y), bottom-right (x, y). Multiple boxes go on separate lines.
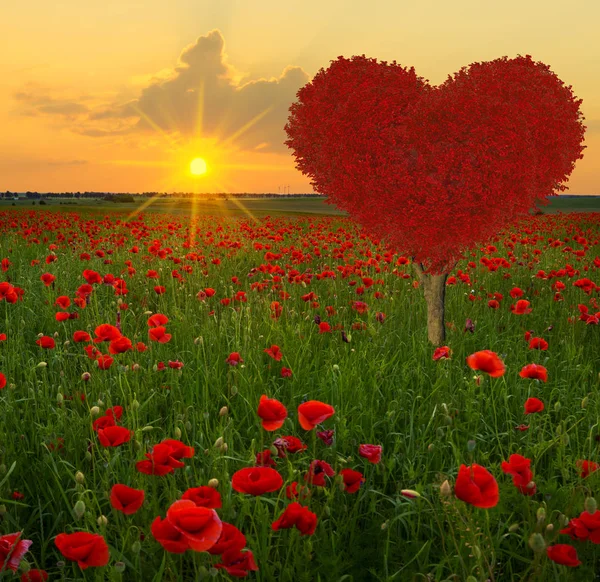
top-left (0, 195), bottom-right (598, 216)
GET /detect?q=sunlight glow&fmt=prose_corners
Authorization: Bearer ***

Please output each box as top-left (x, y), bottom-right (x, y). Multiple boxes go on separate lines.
top-left (190, 157), bottom-right (208, 176)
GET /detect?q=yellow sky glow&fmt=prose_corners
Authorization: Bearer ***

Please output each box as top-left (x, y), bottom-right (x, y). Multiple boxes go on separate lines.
top-left (0, 0), bottom-right (598, 194)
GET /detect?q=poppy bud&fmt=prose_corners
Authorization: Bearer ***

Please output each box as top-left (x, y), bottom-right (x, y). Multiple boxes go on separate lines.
top-left (444, 415), bottom-right (453, 426)
top-left (585, 497), bottom-right (597, 514)
top-left (467, 439), bottom-right (476, 451)
top-left (144, 311), bottom-right (153, 316)
top-left (142, 426), bottom-right (154, 432)
top-left (174, 427), bottom-right (182, 439)
top-left (81, 372), bottom-right (91, 381)
top-left (472, 545), bottom-right (481, 559)
top-left (37, 361), bottom-right (47, 368)
top-left (0, 505), bottom-right (5, 515)
top-left (528, 533), bottom-right (546, 553)
top-left (97, 400), bottom-right (104, 407)
top-left (582, 397), bottom-right (589, 409)
top-left (381, 521), bottom-right (388, 530)
top-left (220, 443), bottom-right (228, 453)
top-left (90, 406), bottom-right (100, 416)
top-left (508, 523), bottom-right (520, 533)
top-left (333, 364), bottom-right (340, 372)
top-left (73, 500), bottom-right (86, 519)
top-left (194, 337), bottom-right (203, 345)
top-left (208, 478), bottom-right (219, 488)
top-left (554, 401), bottom-right (561, 412)
top-left (219, 406), bottom-right (228, 417)
top-left (558, 514), bottom-right (569, 528)
top-left (75, 471), bottom-right (85, 484)
top-left (131, 541), bottom-right (141, 554)
top-left (400, 489), bottom-right (421, 499)
top-left (56, 393), bottom-right (63, 403)
top-left (546, 524), bottom-right (554, 534)
top-left (214, 437), bottom-right (224, 449)
top-left (63, 341), bottom-right (70, 347)
top-left (85, 451), bottom-right (92, 461)
top-left (440, 480), bottom-right (452, 498)
top-left (132, 363), bottom-right (140, 372)
top-left (97, 515), bottom-right (108, 526)
top-left (536, 507), bottom-right (546, 523)
top-left (466, 577), bottom-right (478, 582)
top-left (114, 562), bottom-right (126, 574)
top-left (53, 332), bottom-right (59, 338)
top-left (131, 399), bottom-right (140, 410)
top-left (152, 364), bottom-right (158, 372)
top-left (185, 421), bottom-right (192, 431)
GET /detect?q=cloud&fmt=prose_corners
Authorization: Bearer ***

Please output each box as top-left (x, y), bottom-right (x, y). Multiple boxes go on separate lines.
top-left (13, 91), bottom-right (89, 118)
top-left (585, 119), bottom-right (600, 134)
top-left (87, 29), bottom-right (310, 153)
top-left (47, 159), bottom-right (88, 166)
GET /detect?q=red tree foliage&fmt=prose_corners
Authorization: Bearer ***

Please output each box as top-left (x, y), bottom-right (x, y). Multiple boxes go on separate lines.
top-left (284, 54), bottom-right (586, 275)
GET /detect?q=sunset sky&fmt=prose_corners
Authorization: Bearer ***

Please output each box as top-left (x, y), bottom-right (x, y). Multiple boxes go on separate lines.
top-left (1, 0), bottom-right (598, 194)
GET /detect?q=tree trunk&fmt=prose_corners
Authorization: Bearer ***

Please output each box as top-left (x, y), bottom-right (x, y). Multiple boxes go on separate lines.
top-left (413, 263), bottom-right (448, 346)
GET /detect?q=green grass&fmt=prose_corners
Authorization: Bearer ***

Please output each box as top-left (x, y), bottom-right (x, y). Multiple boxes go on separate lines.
top-left (0, 208), bottom-right (599, 581)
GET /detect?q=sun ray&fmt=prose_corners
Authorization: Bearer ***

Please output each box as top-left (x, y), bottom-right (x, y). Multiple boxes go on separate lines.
top-left (194, 78), bottom-right (205, 139)
top-left (131, 103), bottom-right (182, 150)
top-left (219, 105), bottom-right (275, 149)
top-left (126, 191), bottom-right (165, 220)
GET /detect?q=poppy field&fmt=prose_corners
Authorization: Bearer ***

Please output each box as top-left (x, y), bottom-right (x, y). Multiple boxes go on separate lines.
top-left (0, 207), bottom-right (600, 581)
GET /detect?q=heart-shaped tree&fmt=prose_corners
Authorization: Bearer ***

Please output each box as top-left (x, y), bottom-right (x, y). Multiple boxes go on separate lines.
top-left (284, 54), bottom-right (586, 345)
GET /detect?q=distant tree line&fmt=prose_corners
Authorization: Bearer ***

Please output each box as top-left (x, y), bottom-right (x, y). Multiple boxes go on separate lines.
top-left (2, 191), bottom-right (324, 200)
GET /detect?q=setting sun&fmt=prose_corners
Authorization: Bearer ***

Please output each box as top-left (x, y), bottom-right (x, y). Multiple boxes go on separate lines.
top-left (190, 157), bottom-right (208, 176)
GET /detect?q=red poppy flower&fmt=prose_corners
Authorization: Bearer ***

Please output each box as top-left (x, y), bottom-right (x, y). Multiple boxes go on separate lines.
top-left (215, 549), bottom-right (259, 578)
top-left (272, 502), bottom-right (318, 536)
top-left (297, 400), bottom-right (335, 430)
top-left (466, 350), bottom-right (505, 377)
top-left (519, 364), bottom-right (548, 382)
top-left (528, 337), bottom-right (548, 350)
top-left (54, 532), bottom-right (109, 569)
top-left (273, 436), bottom-right (307, 458)
top-left (340, 468), bottom-right (365, 493)
top-left (281, 367), bottom-right (292, 378)
top-left (40, 273), bottom-right (56, 287)
top-left (93, 324), bottom-right (121, 343)
top-left (560, 510), bottom-right (600, 543)
top-left (110, 484), bottom-right (145, 515)
top-left (136, 440), bottom-right (194, 475)
top-left (0, 532), bottom-right (33, 572)
top-left (55, 296), bottom-right (71, 309)
top-left (154, 285), bottom-right (166, 295)
top-left (20, 569), bottom-right (48, 582)
top-left (304, 460), bottom-right (335, 487)
top-left (151, 516), bottom-right (189, 554)
top-left (35, 336), bottom-right (55, 349)
top-left (207, 522), bottom-right (246, 556)
top-left (433, 346), bottom-right (452, 360)
top-left (546, 544), bottom-right (581, 567)
top-left (509, 287), bottom-right (524, 298)
top-left (223, 352), bottom-right (242, 366)
top-left (454, 464), bottom-right (499, 508)
top-left (71, 331), bottom-right (91, 344)
top-left (264, 344), bottom-right (283, 361)
top-left (92, 415), bottom-right (115, 431)
top-left (359, 444), bottom-right (383, 464)
top-left (165, 500), bottom-right (223, 552)
top-left (135, 342), bottom-right (147, 352)
top-left (257, 395), bottom-right (287, 431)
top-left (182, 487), bottom-right (222, 509)
top-left (97, 426), bottom-right (132, 447)
top-left (577, 460), bottom-right (599, 478)
top-left (524, 397), bottom-right (544, 414)
top-left (511, 299), bottom-right (532, 314)
top-left (487, 300), bottom-right (500, 309)
top-left (83, 270), bottom-right (102, 285)
top-left (501, 454), bottom-right (536, 495)
top-left (96, 354), bottom-right (114, 370)
top-left (109, 336), bottom-right (132, 355)
top-left (231, 467), bottom-right (283, 496)
top-left (148, 326), bottom-right (171, 343)
top-left (318, 322), bottom-right (332, 334)
top-left (255, 449), bottom-right (277, 467)
top-left (55, 312), bottom-right (70, 322)
top-left (0, 372), bottom-right (5, 390)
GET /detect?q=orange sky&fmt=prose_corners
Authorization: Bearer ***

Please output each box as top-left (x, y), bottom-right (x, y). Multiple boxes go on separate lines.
top-left (1, 0), bottom-right (598, 194)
